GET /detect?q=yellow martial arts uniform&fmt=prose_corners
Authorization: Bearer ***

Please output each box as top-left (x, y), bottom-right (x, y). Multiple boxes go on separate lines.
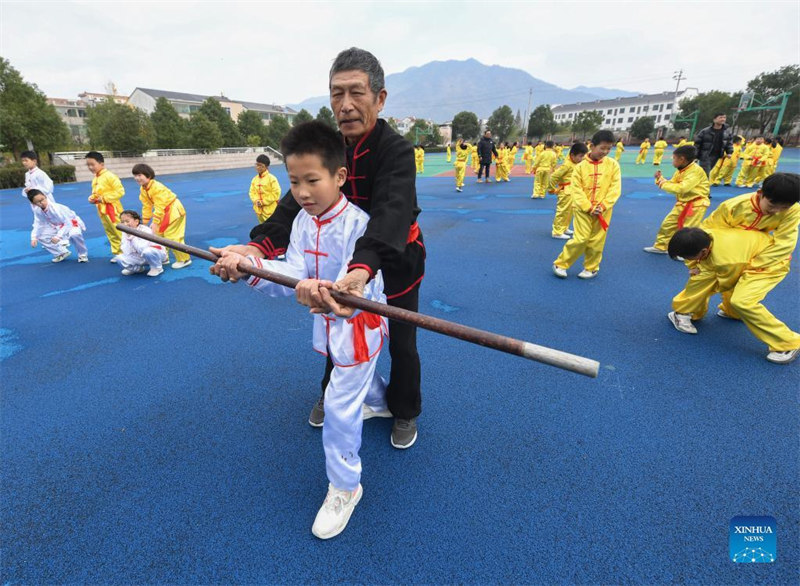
top-left (635, 140), bottom-right (651, 164)
top-left (675, 139), bottom-right (687, 149)
top-left (139, 179), bottom-right (190, 263)
top-left (734, 143), bottom-right (756, 187)
top-left (754, 144), bottom-right (778, 184)
top-left (523, 145), bottom-right (534, 174)
top-left (446, 144), bottom-right (452, 163)
top-left (746, 144), bottom-right (771, 186)
top-left (471, 144), bottom-right (480, 173)
top-left (554, 156), bottom-right (622, 272)
top-left (555, 145), bottom-right (565, 162)
top-left (495, 146), bottom-right (508, 181)
top-left (454, 144), bottom-right (469, 189)
top-left (505, 147), bottom-right (515, 179)
top-left (249, 170), bottom-right (282, 223)
top-left (699, 191), bottom-right (800, 350)
top-left (652, 140), bottom-right (668, 165)
top-left (89, 168), bottom-right (125, 255)
top-left (415, 147), bottom-right (425, 173)
top-left (709, 143), bottom-right (742, 186)
top-left (672, 228), bottom-right (800, 352)
top-left (532, 148), bottom-right (557, 198)
top-left (650, 162), bottom-right (710, 251)
top-left (510, 145), bottom-right (518, 166)
top-left (614, 141), bottom-right (625, 161)
top-left (535, 143), bottom-right (544, 159)
top-left (549, 158), bottom-right (578, 236)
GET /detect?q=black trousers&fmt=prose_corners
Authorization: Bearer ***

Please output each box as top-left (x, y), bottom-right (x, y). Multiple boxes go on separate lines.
top-left (478, 160), bottom-right (492, 179)
top-left (320, 234), bottom-right (425, 420)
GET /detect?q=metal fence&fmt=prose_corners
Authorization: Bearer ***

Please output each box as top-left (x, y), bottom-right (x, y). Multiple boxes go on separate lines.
top-left (53, 146), bottom-right (284, 163)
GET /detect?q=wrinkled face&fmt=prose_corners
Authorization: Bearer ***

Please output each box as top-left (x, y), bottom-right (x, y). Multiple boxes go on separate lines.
top-left (31, 194), bottom-right (48, 210)
top-left (255, 162), bottom-right (267, 175)
top-left (590, 142), bottom-right (613, 160)
top-left (86, 158), bottom-right (102, 174)
top-left (21, 157), bottom-right (36, 170)
top-left (120, 214), bottom-right (140, 228)
top-left (133, 173), bottom-right (150, 187)
top-left (286, 153), bottom-right (347, 217)
top-left (329, 70), bottom-right (387, 142)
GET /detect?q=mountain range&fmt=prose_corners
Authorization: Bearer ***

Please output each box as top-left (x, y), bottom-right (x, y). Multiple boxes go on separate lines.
top-left (289, 59), bottom-right (640, 123)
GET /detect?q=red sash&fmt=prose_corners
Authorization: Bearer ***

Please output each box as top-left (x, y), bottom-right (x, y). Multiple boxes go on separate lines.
top-left (158, 201), bottom-right (174, 233)
top-left (677, 198), bottom-right (702, 229)
top-left (350, 312), bottom-right (383, 363)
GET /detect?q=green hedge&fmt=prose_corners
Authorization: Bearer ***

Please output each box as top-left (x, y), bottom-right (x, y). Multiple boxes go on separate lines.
top-left (0, 164), bottom-right (76, 190)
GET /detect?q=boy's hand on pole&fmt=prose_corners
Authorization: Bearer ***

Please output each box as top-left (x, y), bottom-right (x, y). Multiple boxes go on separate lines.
top-left (209, 246), bottom-right (258, 282)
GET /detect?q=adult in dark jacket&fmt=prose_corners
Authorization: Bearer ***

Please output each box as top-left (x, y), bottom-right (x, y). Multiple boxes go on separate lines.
top-left (477, 130), bottom-right (499, 182)
top-left (210, 48), bottom-right (424, 449)
top-left (694, 113), bottom-right (733, 176)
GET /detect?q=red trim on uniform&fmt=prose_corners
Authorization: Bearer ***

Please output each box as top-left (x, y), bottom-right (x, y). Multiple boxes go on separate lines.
top-left (676, 199), bottom-right (700, 229)
top-left (347, 263), bottom-right (374, 278)
top-left (304, 249), bottom-right (329, 257)
top-left (407, 222), bottom-right (420, 244)
top-left (597, 214), bottom-right (609, 231)
top-left (104, 203), bottom-right (117, 223)
top-left (386, 274), bottom-right (424, 300)
top-left (248, 240), bottom-right (271, 258)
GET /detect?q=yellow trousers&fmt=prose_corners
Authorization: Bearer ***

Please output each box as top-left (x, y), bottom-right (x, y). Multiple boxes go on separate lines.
top-left (709, 158), bottom-right (735, 185)
top-left (255, 208), bottom-right (273, 223)
top-left (735, 162), bottom-right (754, 186)
top-left (652, 202), bottom-right (708, 250)
top-left (753, 163), bottom-right (771, 185)
top-left (415, 161), bottom-right (424, 173)
top-left (635, 150), bottom-right (648, 164)
top-left (455, 163), bottom-right (466, 188)
top-left (524, 160), bottom-right (533, 174)
top-left (673, 265), bottom-right (800, 352)
top-left (157, 215), bottom-right (190, 262)
top-left (652, 149), bottom-right (665, 165)
top-left (496, 162), bottom-right (507, 181)
top-left (532, 169), bottom-right (551, 198)
top-left (98, 212), bottom-right (122, 255)
top-left (614, 151), bottom-right (623, 161)
top-left (554, 208), bottom-right (613, 272)
top-left (552, 192), bottom-right (573, 236)
top-left (472, 158), bottom-right (480, 173)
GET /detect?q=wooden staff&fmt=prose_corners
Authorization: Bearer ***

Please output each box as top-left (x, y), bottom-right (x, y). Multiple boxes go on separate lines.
top-left (117, 224), bottom-right (600, 377)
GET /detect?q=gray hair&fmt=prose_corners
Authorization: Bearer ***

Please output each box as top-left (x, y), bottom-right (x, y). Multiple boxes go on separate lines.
top-left (329, 47), bottom-right (385, 95)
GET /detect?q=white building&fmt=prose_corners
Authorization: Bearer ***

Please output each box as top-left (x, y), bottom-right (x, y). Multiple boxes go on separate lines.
top-left (552, 88), bottom-right (699, 133)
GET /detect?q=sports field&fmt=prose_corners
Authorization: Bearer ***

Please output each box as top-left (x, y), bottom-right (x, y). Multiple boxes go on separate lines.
top-left (2, 151), bottom-right (799, 583)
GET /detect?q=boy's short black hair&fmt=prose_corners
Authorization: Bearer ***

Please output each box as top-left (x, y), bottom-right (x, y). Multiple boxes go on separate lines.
top-left (120, 209), bottom-right (142, 221)
top-left (281, 121), bottom-right (345, 175)
top-left (668, 227), bottom-right (711, 260)
top-left (26, 189), bottom-right (44, 202)
top-left (761, 173), bottom-right (800, 206)
top-left (21, 150), bottom-right (38, 162)
top-left (86, 151), bottom-right (104, 163)
top-left (132, 163), bottom-right (155, 179)
top-left (570, 142), bottom-right (589, 156)
top-left (732, 136), bottom-right (743, 143)
top-left (713, 112), bottom-right (726, 118)
top-left (673, 145), bottom-right (697, 161)
top-left (544, 140), bottom-right (554, 148)
top-left (256, 154), bottom-right (270, 166)
top-left (592, 130), bottom-right (615, 145)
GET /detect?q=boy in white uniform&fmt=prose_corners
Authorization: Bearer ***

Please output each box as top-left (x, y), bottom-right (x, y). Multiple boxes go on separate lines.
top-left (115, 210), bottom-right (168, 277)
top-left (219, 121), bottom-right (390, 540)
top-left (28, 189), bottom-right (88, 263)
top-left (21, 150), bottom-right (55, 211)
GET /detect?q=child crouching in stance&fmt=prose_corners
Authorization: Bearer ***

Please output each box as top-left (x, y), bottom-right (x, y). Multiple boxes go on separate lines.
top-left (28, 189), bottom-right (88, 263)
top-left (115, 210), bottom-right (168, 276)
top-left (221, 121), bottom-right (391, 539)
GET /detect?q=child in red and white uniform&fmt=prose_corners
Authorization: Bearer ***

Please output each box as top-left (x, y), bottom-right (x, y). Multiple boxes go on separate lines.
top-left (115, 210), bottom-right (168, 277)
top-left (28, 189), bottom-right (88, 263)
top-left (221, 122), bottom-right (390, 541)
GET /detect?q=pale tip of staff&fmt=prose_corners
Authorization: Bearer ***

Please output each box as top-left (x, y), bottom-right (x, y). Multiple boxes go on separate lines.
top-left (521, 342), bottom-right (600, 378)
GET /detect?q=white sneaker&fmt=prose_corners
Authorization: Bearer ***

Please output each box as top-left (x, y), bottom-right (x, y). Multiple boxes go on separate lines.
top-left (565, 229), bottom-right (574, 235)
top-left (147, 266), bottom-right (164, 277)
top-left (643, 246), bottom-right (669, 255)
top-left (109, 257), bottom-right (117, 263)
top-left (552, 233), bottom-right (571, 240)
top-left (716, 309), bottom-right (737, 320)
top-left (362, 404), bottom-right (392, 420)
top-left (766, 348), bottom-right (800, 364)
top-left (456, 187), bottom-right (462, 192)
top-left (311, 484), bottom-right (362, 540)
top-left (553, 265), bottom-right (567, 278)
top-left (577, 269), bottom-right (598, 279)
top-left (51, 251), bottom-right (71, 263)
top-left (121, 266), bottom-right (146, 276)
top-left (171, 259), bottom-right (192, 269)
top-left (78, 255), bottom-right (89, 263)
top-left (668, 311), bottom-right (697, 334)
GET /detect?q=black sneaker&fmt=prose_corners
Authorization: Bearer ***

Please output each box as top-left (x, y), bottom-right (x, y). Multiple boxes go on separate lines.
top-left (308, 398), bottom-right (324, 428)
top-left (391, 418), bottom-right (418, 449)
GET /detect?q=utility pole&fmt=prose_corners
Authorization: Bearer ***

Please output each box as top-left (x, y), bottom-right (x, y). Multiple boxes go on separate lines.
top-left (523, 88), bottom-right (533, 142)
top-left (670, 69), bottom-right (685, 132)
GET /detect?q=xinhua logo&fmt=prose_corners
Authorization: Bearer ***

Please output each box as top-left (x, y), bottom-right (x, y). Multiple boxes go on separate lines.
top-left (729, 516), bottom-right (776, 563)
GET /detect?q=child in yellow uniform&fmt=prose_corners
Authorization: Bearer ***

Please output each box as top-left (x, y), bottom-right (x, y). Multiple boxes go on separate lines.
top-left (736, 137), bottom-right (768, 187)
top-left (635, 138), bottom-right (651, 164)
top-left (644, 145), bottom-right (710, 254)
top-left (667, 225), bottom-right (800, 364)
top-left (553, 131), bottom-right (621, 279)
top-left (549, 142), bottom-right (588, 239)
top-left (614, 140), bottom-right (625, 161)
top-left (85, 151), bottom-right (125, 260)
top-left (555, 144), bottom-right (565, 163)
top-left (446, 142), bottom-right (452, 163)
top-left (454, 141), bottom-right (470, 192)
top-left (531, 140), bottom-right (557, 198)
top-left (495, 143), bottom-right (508, 182)
top-left (696, 172), bottom-right (800, 362)
top-left (510, 142), bottom-right (519, 168)
top-left (249, 154), bottom-right (282, 223)
top-left (674, 137), bottom-right (688, 149)
top-left (471, 142), bottom-right (480, 174)
top-left (523, 142), bottom-right (534, 174)
top-left (652, 138), bottom-right (668, 165)
top-left (414, 146), bottom-right (425, 174)
top-left (763, 137), bottom-right (784, 180)
top-left (133, 163), bottom-right (192, 269)
top-left (535, 141), bottom-right (544, 159)
top-left (709, 136), bottom-right (743, 186)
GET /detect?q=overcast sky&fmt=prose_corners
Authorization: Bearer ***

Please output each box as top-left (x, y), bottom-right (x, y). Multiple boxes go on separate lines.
top-left (2, 1), bottom-right (798, 107)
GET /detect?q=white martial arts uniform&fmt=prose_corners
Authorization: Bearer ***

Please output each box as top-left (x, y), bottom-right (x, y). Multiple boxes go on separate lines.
top-left (30, 201), bottom-right (87, 257)
top-left (22, 167), bottom-right (56, 211)
top-left (246, 194), bottom-right (389, 491)
top-left (115, 224), bottom-right (168, 270)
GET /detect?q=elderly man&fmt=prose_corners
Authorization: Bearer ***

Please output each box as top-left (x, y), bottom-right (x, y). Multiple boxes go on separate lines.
top-left (694, 112), bottom-right (733, 177)
top-left (210, 48), bottom-right (424, 449)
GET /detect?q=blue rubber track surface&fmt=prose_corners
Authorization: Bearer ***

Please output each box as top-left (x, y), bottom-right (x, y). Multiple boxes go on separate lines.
top-left (2, 155), bottom-right (799, 584)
